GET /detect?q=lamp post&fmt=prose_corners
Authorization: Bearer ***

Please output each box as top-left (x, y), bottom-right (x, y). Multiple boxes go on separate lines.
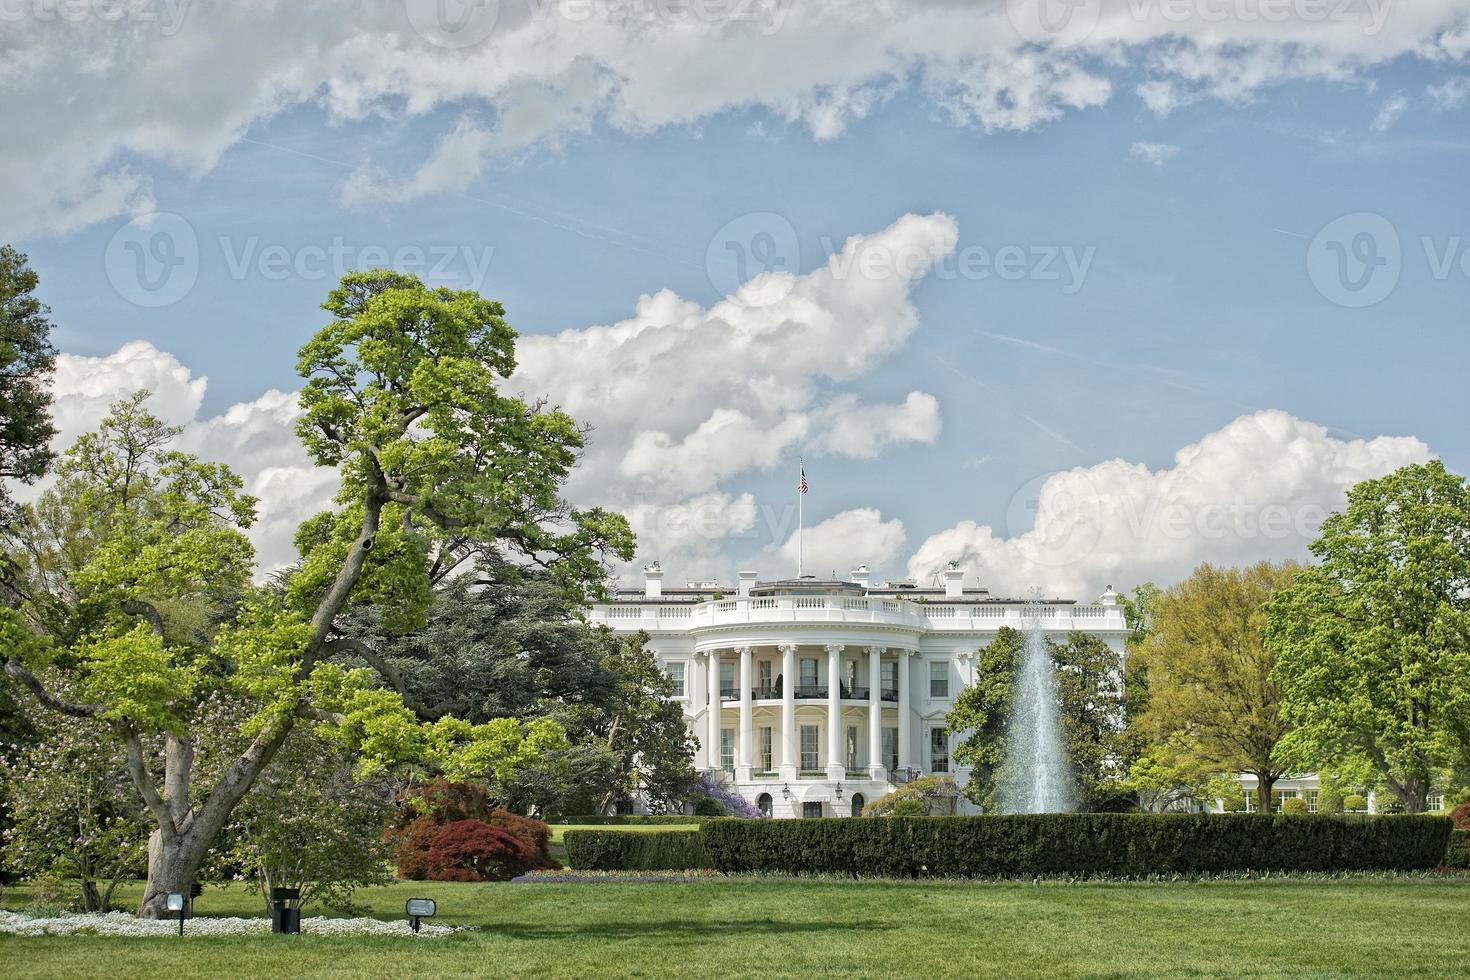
top-left (165, 892), bottom-right (186, 937)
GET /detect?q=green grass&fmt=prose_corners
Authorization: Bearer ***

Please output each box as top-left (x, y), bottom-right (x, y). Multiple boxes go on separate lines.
top-left (3, 877), bottom-right (1467, 977)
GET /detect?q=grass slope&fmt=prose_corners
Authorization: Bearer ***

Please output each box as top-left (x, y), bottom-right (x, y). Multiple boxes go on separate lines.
top-left (2, 878), bottom-right (1466, 978)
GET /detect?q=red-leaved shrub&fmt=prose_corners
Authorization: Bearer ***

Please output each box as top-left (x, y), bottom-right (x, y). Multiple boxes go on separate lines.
top-left (385, 780), bottom-right (561, 877)
top-left (486, 808), bottom-right (556, 869)
top-left (425, 820), bottom-right (538, 882)
top-left (1450, 802), bottom-right (1470, 830)
top-left (388, 815), bottom-right (441, 880)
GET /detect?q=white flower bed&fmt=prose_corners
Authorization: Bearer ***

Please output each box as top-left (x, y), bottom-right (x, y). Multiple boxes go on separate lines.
top-left (0, 910), bottom-right (456, 938)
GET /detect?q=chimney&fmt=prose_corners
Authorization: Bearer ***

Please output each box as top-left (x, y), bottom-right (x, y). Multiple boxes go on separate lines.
top-left (1099, 585), bottom-right (1120, 606)
top-left (850, 564), bottom-right (871, 590)
top-left (643, 561), bottom-right (664, 598)
top-left (737, 570), bottom-right (758, 597)
top-left (943, 561), bottom-right (965, 599)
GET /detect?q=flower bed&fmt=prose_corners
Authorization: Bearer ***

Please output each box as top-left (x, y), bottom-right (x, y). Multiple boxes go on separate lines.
top-left (513, 869), bottom-right (725, 883)
top-left (0, 910), bottom-right (458, 938)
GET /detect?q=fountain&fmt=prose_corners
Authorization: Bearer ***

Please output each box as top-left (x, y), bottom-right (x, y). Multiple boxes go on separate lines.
top-left (997, 598), bottom-right (1075, 814)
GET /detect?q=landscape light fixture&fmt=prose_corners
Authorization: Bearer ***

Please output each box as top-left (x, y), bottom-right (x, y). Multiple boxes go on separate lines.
top-left (270, 887), bottom-right (302, 934)
top-left (405, 897), bottom-right (437, 934)
top-left (165, 892), bottom-right (186, 937)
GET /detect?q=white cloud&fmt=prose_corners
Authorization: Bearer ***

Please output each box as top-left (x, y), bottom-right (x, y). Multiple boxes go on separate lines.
top-left (1427, 75), bottom-right (1470, 109)
top-left (49, 341), bottom-right (206, 447)
top-left (1130, 141), bottom-right (1181, 166)
top-left (775, 507), bottom-right (907, 578)
top-left (820, 391), bottom-right (942, 460)
top-left (906, 410), bottom-right (1432, 599)
top-left (5, 1), bottom-right (1470, 235)
top-left (1371, 94), bottom-right (1410, 131)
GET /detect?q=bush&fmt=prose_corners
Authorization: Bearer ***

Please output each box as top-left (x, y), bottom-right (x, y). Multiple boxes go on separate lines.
top-left (546, 815), bottom-right (706, 826)
top-left (564, 830), bottom-right (712, 870)
top-left (862, 776), bottom-right (961, 817)
top-left (1343, 794), bottom-right (1368, 813)
top-left (890, 799), bottom-right (924, 817)
top-left (1449, 802), bottom-right (1470, 830)
top-left (485, 809), bottom-right (556, 867)
top-left (687, 775), bottom-right (767, 818)
top-left (1444, 830), bottom-right (1470, 869)
top-left (386, 780), bottom-right (559, 877)
top-left (698, 814), bottom-right (1453, 878)
top-left (1281, 798), bottom-right (1308, 816)
top-left (425, 820), bottom-right (539, 882)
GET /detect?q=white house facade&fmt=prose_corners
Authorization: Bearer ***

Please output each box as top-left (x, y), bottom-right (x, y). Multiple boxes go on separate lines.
top-left (586, 563), bottom-right (1129, 818)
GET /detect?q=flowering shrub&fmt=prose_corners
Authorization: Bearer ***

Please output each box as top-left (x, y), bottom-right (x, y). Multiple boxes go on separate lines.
top-left (425, 820), bottom-right (539, 882)
top-left (862, 776), bottom-right (961, 817)
top-left (686, 775), bottom-right (766, 819)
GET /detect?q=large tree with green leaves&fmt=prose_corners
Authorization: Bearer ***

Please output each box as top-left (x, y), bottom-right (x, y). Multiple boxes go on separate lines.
top-left (947, 628), bottom-right (1127, 811)
top-left (1268, 460), bottom-right (1470, 812)
top-left (1130, 561), bottom-right (1300, 807)
top-left (2, 270), bottom-right (633, 916)
top-left (0, 244), bottom-right (57, 520)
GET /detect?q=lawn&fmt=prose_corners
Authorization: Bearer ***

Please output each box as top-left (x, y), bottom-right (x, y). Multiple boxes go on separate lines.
top-left (2, 877), bottom-right (1467, 977)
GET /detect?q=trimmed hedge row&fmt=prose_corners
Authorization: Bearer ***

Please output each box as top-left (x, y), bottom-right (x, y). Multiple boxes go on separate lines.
top-left (700, 814), bottom-right (1454, 877)
top-left (1446, 829), bottom-right (1470, 869)
top-left (563, 830), bottom-right (713, 870)
top-left (546, 815), bottom-right (706, 826)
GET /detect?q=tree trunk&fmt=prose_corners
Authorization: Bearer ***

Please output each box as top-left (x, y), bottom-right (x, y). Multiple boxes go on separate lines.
top-left (1256, 772), bottom-right (1277, 812)
top-left (139, 829), bottom-right (209, 919)
top-left (1402, 775), bottom-right (1428, 814)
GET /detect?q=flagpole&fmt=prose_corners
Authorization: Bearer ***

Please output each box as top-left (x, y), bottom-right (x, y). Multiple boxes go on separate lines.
top-left (797, 457), bottom-right (804, 578)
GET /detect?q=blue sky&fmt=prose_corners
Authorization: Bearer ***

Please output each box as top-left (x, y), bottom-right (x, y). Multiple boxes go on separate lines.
top-left (8, 2), bottom-right (1470, 594)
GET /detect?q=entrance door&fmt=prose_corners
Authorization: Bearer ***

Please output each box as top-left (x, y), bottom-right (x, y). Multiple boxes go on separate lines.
top-left (802, 802), bottom-right (823, 818)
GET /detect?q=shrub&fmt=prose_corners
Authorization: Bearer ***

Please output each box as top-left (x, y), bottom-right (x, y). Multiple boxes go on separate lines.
top-left (1343, 794), bottom-right (1368, 813)
top-left (425, 820), bottom-right (538, 882)
top-left (1449, 802), bottom-right (1470, 830)
top-left (546, 815), bottom-right (707, 826)
top-left (687, 775), bottom-right (767, 819)
top-left (890, 799), bottom-right (924, 817)
top-left (863, 776), bottom-right (961, 817)
top-left (699, 814), bottom-right (1453, 878)
top-left (564, 830), bottom-right (712, 871)
top-left (1281, 798), bottom-right (1308, 816)
top-left (386, 780), bottom-right (560, 876)
top-left (1445, 830), bottom-right (1470, 869)
top-left (485, 809), bottom-right (556, 868)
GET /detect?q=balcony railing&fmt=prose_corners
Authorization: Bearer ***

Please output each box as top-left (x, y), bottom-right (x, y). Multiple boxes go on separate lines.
top-left (793, 685), bottom-right (826, 699)
top-left (846, 685), bottom-right (869, 700)
top-left (720, 686), bottom-right (739, 700)
top-left (880, 687), bottom-right (898, 702)
top-left (589, 596), bottom-right (1128, 632)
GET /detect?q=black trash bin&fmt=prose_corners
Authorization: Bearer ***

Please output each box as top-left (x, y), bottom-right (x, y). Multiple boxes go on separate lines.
top-left (270, 887), bottom-right (301, 934)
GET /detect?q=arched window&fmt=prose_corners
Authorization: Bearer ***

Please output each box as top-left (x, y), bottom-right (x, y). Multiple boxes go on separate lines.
top-left (756, 793), bottom-right (773, 817)
top-left (850, 792), bottom-right (865, 818)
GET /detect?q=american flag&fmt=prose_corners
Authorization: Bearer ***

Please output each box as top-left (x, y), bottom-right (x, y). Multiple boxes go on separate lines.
top-left (798, 459), bottom-right (808, 494)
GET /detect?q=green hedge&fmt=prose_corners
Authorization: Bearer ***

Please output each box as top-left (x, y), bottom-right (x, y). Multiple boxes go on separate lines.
top-left (1445, 829), bottom-right (1470, 869)
top-left (546, 815), bottom-right (705, 826)
top-left (700, 814), bottom-right (1453, 878)
top-left (563, 830), bottom-right (713, 870)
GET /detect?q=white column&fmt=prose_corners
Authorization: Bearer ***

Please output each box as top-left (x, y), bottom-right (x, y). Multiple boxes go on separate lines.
top-left (737, 645), bottom-right (753, 780)
top-left (897, 649), bottom-right (912, 771)
top-left (867, 646), bottom-right (884, 780)
top-left (707, 650), bottom-right (722, 774)
top-left (826, 643), bottom-right (844, 779)
top-left (779, 643), bottom-right (797, 779)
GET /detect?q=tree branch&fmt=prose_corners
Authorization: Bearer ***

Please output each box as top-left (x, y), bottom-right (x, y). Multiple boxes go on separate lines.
top-left (121, 599), bottom-right (166, 638)
top-left (4, 659), bottom-right (107, 718)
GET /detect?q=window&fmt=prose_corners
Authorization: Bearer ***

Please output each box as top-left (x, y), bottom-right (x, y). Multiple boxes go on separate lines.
top-left (800, 658), bottom-right (818, 687)
top-left (882, 727), bottom-right (898, 771)
top-left (759, 727), bottom-right (773, 772)
top-left (802, 802), bottom-right (823, 818)
top-left (1306, 790), bottom-right (1320, 814)
top-left (845, 660), bottom-right (857, 687)
top-left (929, 661), bottom-right (948, 698)
top-left (666, 662), bottom-right (685, 698)
top-left (615, 799), bottom-right (634, 816)
top-left (1428, 794), bottom-right (1445, 811)
top-left (881, 661), bottom-right (898, 691)
top-left (720, 728), bottom-right (735, 773)
top-left (758, 660), bottom-right (773, 691)
top-left (756, 793), bottom-right (773, 817)
top-left (1243, 790), bottom-right (1256, 813)
top-left (720, 660), bottom-right (735, 697)
top-left (800, 724), bottom-right (820, 771)
top-left (846, 726), bottom-right (859, 770)
top-left (929, 727), bottom-right (949, 773)
top-left (850, 792), bottom-right (865, 818)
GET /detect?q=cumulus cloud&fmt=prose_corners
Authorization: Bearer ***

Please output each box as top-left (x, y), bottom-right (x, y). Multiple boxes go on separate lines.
top-left (1130, 141), bottom-right (1181, 166)
top-left (5, 1), bottom-right (1470, 235)
top-left (775, 507), bottom-right (908, 578)
top-left (905, 410), bottom-right (1432, 600)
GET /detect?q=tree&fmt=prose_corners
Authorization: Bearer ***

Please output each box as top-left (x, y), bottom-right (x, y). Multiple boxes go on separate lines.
top-left (1131, 562), bottom-right (1301, 806)
top-left (0, 706), bottom-right (149, 911)
top-left (0, 244), bottom-right (57, 520)
top-left (861, 775), bottom-right (961, 816)
top-left (1268, 460), bottom-right (1470, 813)
top-left (3, 270), bottom-right (633, 916)
top-left (947, 628), bottom-right (1127, 811)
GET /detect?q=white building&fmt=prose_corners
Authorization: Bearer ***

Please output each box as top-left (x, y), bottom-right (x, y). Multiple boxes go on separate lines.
top-left (587, 562), bottom-right (1129, 818)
